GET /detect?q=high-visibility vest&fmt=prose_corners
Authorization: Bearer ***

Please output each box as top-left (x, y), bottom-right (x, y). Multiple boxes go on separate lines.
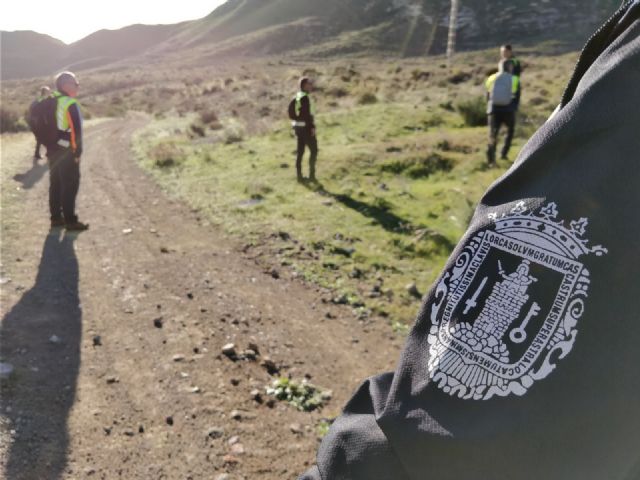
top-left (295, 91), bottom-right (315, 117)
top-left (485, 73), bottom-right (520, 94)
top-left (53, 91), bottom-right (80, 150)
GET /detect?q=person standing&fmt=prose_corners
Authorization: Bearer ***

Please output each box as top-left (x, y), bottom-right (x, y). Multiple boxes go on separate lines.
top-left (500, 44), bottom-right (522, 110)
top-left (28, 86), bottom-right (51, 165)
top-left (485, 60), bottom-right (519, 164)
top-left (47, 71), bottom-right (88, 231)
top-left (291, 77), bottom-right (318, 182)
top-left (500, 44), bottom-right (522, 77)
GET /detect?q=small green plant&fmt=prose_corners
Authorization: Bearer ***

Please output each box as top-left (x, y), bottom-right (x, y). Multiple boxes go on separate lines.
top-left (224, 126), bottom-right (244, 144)
top-left (245, 183), bottom-right (273, 200)
top-left (316, 419), bottom-right (334, 438)
top-left (380, 153), bottom-right (454, 179)
top-left (391, 320), bottom-right (410, 335)
top-left (266, 377), bottom-right (329, 412)
top-left (456, 97), bottom-right (487, 127)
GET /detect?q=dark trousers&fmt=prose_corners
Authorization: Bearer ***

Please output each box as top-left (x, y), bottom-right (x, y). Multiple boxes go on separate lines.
top-left (487, 111), bottom-right (516, 163)
top-left (48, 148), bottom-right (80, 223)
top-left (295, 129), bottom-right (318, 180)
top-left (34, 139), bottom-right (42, 161)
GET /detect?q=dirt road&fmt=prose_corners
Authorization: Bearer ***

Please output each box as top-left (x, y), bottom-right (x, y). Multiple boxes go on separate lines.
top-left (0, 117), bottom-right (403, 479)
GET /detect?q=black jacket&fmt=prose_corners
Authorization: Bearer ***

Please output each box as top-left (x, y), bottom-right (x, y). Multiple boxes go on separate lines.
top-left (301, 2), bottom-right (640, 479)
top-left (296, 93), bottom-right (315, 131)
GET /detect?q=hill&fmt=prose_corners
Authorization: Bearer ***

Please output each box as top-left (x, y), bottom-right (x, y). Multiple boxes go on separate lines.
top-left (1, 0), bottom-right (621, 80)
top-left (171, 0), bottom-right (620, 56)
top-left (0, 31), bottom-right (66, 80)
top-left (1, 24), bottom-right (182, 80)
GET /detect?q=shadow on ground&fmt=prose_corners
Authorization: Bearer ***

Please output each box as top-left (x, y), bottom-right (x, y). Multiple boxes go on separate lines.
top-left (12, 162), bottom-right (48, 191)
top-left (1, 230), bottom-right (82, 479)
top-left (303, 181), bottom-right (414, 234)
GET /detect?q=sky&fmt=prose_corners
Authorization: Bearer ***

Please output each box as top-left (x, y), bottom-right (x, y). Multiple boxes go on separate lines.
top-left (0, 0), bottom-right (226, 44)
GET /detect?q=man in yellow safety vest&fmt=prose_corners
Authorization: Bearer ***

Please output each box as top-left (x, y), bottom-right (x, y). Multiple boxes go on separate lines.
top-left (485, 60), bottom-right (520, 165)
top-left (47, 71), bottom-right (88, 231)
top-left (290, 77), bottom-right (318, 182)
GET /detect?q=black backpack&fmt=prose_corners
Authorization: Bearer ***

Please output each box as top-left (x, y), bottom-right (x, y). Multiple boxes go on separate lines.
top-left (30, 96), bottom-right (58, 146)
top-left (288, 97), bottom-right (298, 121)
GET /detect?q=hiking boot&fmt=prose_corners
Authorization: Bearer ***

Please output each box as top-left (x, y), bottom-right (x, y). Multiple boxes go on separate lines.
top-left (51, 217), bottom-right (65, 228)
top-left (487, 146), bottom-right (496, 165)
top-left (65, 221), bottom-right (89, 231)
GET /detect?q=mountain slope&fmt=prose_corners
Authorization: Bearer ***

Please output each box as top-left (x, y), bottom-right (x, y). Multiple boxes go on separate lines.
top-left (1, 0), bottom-right (621, 80)
top-left (62, 24), bottom-right (182, 71)
top-left (166, 0), bottom-right (621, 52)
top-left (0, 31), bottom-right (66, 80)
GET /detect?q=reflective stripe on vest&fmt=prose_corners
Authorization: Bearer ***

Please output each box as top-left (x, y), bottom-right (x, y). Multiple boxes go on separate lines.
top-left (295, 91), bottom-right (315, 117)
top-left (56, 95), bottom-right (77, 132)
top-left (52, 91), bottom-right (79, 150)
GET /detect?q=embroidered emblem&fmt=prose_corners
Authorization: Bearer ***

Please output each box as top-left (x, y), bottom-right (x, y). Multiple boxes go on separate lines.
top-left (427, 202), bottom-right (607, 400)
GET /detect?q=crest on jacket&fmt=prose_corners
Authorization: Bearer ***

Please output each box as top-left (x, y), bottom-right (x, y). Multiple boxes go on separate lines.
top-left (427, 202), bottom-right (607, 400)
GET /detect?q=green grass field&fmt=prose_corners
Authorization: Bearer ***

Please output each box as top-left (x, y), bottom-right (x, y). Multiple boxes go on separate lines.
top-left (132, 50), bottom-right (573, 328)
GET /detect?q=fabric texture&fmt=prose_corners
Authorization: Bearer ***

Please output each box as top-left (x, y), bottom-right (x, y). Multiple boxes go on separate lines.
top-left (301, 3), bottom-right (640, 479)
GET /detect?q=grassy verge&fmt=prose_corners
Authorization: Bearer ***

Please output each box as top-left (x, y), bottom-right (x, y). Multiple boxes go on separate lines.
top-left (136, 107), bottom-right (509, 327)
top-left (133, 53), bottom-right (571, 329)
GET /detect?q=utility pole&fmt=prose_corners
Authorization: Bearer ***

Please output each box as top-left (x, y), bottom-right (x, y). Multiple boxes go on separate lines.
top-left (446, 0), bottom-right (460, 67)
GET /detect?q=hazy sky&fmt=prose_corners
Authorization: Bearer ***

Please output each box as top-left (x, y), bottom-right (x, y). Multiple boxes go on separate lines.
top-left (0, 0), bottom-right (226, 44)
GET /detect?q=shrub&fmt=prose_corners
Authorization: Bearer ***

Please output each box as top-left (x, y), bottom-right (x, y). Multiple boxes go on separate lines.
top-left (245, 183), bottom-right (273, 200)
top-left (190, 123), bottom-right (206, 137)
top-left (439, 100), bottom-right (454, 112)
top-left (266, 377), bottom-right (329, 412)
top-left (327, 87), bottom-right (349, 98)
top-left (528, 96), bottom-right (548, 106)
top-left (0, 108), bottom-right (28, 133)
top-left (406, 154), bottom-right (454, 179)
top-left (381, 153), bottom-right (454, 179)
top-left (358, 92), bottom-right (378, 105)
top-left (199, 109), bottom-right (219, 125)
top-left (258, 106), bottom-right (271, 118)
top-left (224, 128), bottom-right (244, 144)
top-left (411, 70), bottom-right (431, 81)
top-left (456, 97), bottom-right (487, 127)
top-left (436, 139), bottom-right (473, 153)
top-left (448, 71), bottom-right (472, 84)
top-left (150, 142), bottom-right (183, 168)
